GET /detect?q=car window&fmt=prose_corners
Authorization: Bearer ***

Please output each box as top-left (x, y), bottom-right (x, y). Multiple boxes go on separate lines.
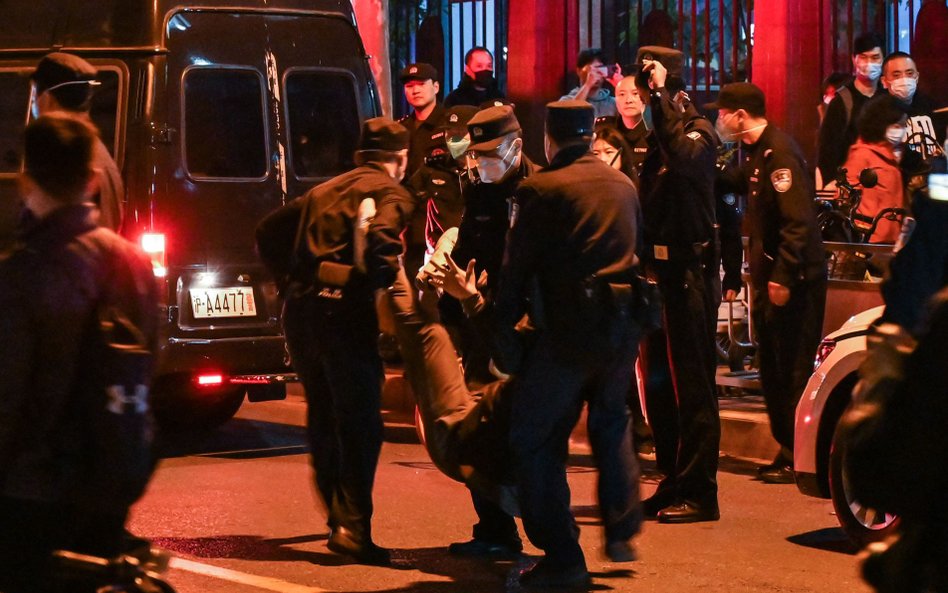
top-left (285, 70), bottom-right (360, 179)
top-left (0, 70), bottom-right (31, 174)
top-left (183, 68), bottom-right (268, 179)
top-left (89, 70), bottom-right (121, 157)
top-left (1, 67), bottom-right (122, 176)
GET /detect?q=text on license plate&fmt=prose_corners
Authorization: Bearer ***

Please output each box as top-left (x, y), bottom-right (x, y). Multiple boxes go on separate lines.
top-left (190, 287), bottom-right (257, 318)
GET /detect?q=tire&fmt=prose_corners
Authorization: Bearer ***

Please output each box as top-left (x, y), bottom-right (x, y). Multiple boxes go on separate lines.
top-left (828, 420), bottom-right (900, 547)
top-left (151, 374), bottom-right (246, 431)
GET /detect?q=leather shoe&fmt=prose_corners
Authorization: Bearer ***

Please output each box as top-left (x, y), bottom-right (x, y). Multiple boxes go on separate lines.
top-left (605, 540), bottom-right (637, 562)
top-left (520, 558), bottom-right (591, 589)
top-left (448, 538), bottom-right (522, 559)
top-left (327, 526), bottom-right (391, 566)
top-left (759, 463), bottom-right (795, 484)
top-left (656, 501), bottom-right (720, 524)
top-left (642, 491), bottom-right (675, 518)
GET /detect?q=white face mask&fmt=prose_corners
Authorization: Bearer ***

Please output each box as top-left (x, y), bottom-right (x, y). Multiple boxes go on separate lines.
top-left (888, 77), bottom-right (917, 102)
top-left (715, 112), bottom-right (738, 142)
top-left (475, 141), bottom-right (517, 184)
top-left (858, 62), bottom-right (883, 81)
top-left (885, 124), bottom-right (908, 147)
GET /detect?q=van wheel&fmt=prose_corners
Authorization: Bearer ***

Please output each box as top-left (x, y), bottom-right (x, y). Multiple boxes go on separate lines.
top-left (828, 420), bottom-right (900, 547)
top-left (152, 374), bottom-right (245, 431)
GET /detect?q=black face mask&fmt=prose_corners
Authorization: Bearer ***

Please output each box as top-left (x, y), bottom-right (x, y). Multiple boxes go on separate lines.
top-left (473, 70), bottom-right (494, 88)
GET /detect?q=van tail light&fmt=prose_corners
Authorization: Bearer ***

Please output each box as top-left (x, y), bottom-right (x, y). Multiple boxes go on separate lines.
top-left (196, 373), bottom-right (226, 387)
top-left (140, 233), bottom-right (167, 278)
top-left (813, 339), bottom-right (836, 371)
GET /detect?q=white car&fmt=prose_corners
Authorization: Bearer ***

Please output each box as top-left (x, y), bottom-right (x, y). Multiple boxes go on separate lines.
top-left (793, 305), bottom-right (899, 546)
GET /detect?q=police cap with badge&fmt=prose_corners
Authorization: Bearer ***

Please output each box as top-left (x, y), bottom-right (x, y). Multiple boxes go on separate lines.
top-left (427, 105), bottom-right (479, 164)
top-left (633, 46), bottom-right (685, 91)
top-left (399, 62), bottom-right (439, 84)
top-left (467, 105), bottom-right (522, 152)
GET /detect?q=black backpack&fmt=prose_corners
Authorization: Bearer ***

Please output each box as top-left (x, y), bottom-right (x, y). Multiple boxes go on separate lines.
top-left (72, 238), bottom-right (159, 511)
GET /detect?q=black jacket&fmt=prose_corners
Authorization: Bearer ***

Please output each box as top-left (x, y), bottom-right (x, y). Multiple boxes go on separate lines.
top-left (400, 104), bottom-right (447, 178)
top-left (637, 88), bottom-right (718, 258)
top-left (255, 164), bottom-right (414, 296)
top-left (493, 147), bottom-right (640, 371)
top-left (741, 125), bottom-right (826, 289)
top-left (817, 81), bottom-right (883, 184)
top-left (444, 75), bottom-right (504, 108)
top-left (453, 156), bottom-right (537, 296)
top-left (0, 204), bottom-right (158, 504)
top-left (406, 155), bottom-right (469, 253)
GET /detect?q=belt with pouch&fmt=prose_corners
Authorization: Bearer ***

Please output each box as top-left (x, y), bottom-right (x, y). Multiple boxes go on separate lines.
top-left (645, 241), bottom-right (710, 262)
top-left (315, 261), bottom-right (354, 301)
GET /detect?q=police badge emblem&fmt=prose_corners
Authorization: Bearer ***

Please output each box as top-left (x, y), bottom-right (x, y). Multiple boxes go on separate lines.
top-left (472, 126), bottom-right (483, 138)
top-left (771, 168), bottom-right (792, 192)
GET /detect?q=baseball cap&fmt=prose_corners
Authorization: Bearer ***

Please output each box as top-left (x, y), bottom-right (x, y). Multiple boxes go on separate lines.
top-left (400, 62), bottom-right (439, 84)
top-left (31, 52), bottom-right (100, 95)
top-left (703, 82), bottom-right (766, 116)
top-left (467, 105), bottom-right (522, 152)
top-left (358, 117), bottom-right (410, 152)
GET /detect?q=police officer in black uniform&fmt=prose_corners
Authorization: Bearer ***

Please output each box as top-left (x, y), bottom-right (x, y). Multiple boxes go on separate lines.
top-left (493, 100), bottom-right (643, 588)
top-left (631, 48), bottom-right (722, 524)
top-left (428, 104), bottom-right (536, 559)
top-left (255, 118), bottom-right (414, 566)
top-left (707, 82), bottom-right (827, 484)
top-left (399, 62), bottom-right (446, 179)
top-left (406, 104), bottom-right (478, 257)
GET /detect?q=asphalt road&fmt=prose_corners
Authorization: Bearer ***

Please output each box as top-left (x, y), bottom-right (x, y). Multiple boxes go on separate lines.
top-left (129, 394), bottom-right (874, 593)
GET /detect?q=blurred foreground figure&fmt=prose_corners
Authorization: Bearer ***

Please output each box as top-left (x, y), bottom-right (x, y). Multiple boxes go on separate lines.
top-left (0, 113), bottom-right (158, 593)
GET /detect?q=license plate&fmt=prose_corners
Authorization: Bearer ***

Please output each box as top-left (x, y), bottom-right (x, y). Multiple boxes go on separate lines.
top-left (190, 287), bottom-right (257, 318)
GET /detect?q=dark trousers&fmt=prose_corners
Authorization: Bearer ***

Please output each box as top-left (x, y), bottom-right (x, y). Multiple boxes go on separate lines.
top-left (387, 270), bottom-right (521, 536)
top-left (283, 294), bottom-right (384, 542)
top-left (0, 497), bottom-right (126, 593)
top-left (509, 321), bottom-right (641, 567)
top-left (643, 258), bottom-right (721, 507)
top-left (752, 277), bottom-right (827, 455)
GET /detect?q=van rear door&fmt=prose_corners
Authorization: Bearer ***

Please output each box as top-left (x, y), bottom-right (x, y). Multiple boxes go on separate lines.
top-left (158, 9), bottom-right (373, 335)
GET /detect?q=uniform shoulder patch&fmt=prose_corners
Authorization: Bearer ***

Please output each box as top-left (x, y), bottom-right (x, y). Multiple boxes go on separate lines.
top-left (686, 131), bottom-right (702, 141)
top-left (770, 168), bottom-right (792, 192)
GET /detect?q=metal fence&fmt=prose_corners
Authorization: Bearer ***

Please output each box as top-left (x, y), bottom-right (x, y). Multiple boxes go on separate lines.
top-left (575, 0), bottom-right (754, 91)
top-left (389, 0), bottom-right (508, 118)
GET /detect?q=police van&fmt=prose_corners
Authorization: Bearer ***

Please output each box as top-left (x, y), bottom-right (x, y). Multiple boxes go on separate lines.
top-left (0, 0), bottom-right (380, 427)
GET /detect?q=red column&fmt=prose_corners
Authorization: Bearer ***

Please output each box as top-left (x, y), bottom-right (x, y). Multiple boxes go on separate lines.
top-left (507, 0), bottom-right (573, 162)
top-left (751, 0), bottom-right (824, 164)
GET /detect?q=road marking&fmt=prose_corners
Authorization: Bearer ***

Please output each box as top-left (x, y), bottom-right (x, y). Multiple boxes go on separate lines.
top-left (170, 557), bottom-right (331, 593)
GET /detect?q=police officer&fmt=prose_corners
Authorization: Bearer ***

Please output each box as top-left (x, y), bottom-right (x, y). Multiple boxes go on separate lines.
top-left (633, 47), bottom-right (722, 523)
top-left (399, 62), bottom-right (446, 178)
top-left (493, 100), bottom-right (643, 587)
top-left (406, 105), bottom-right (479, 258)
top-left (707, 82), bottom-right (827, 483)
top-left (255, 118), bottom-right (414, 566)
top-left (429, 104), bottom-right (536, 559)
top-left (609, 72), bottom-right (652, 182)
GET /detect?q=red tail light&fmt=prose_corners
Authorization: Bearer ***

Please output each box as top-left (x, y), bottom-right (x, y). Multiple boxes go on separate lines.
top-left (140, 233), bottom-right (167, 278)
top-left (196, 374), bottom-right (225, 387)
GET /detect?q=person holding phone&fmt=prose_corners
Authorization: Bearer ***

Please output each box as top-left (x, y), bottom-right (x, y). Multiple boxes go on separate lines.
top-left (560, 48), bottom-right (622, 119)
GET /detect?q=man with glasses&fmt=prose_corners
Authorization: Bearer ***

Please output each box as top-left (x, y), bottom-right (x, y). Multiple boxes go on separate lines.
top-left (29, 52), bottom-right (124, 232)
top-left (435, 104), bottom-right (536, 558)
